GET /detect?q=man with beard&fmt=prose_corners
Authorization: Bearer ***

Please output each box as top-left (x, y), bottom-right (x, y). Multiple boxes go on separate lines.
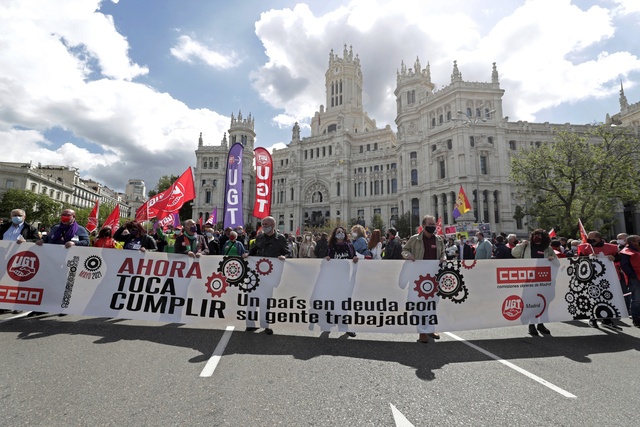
top-left (512, 229), bottom-right (557, 336)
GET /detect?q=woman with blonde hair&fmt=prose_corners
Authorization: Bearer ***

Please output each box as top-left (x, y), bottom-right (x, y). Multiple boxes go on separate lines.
top-left (350, 224), bottom-right (369, 256)
top-left (298, 231), bottom-right (316, 258)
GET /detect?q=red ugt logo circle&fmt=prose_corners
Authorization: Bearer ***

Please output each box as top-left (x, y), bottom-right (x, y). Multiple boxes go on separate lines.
top-left (7, 251), bottom-right (40, 282)
top-left (502, 295), bottom-right (523, 321)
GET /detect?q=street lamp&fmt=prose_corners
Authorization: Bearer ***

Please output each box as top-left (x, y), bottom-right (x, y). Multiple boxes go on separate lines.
top-left (454, 105), bottom-right (495, 224)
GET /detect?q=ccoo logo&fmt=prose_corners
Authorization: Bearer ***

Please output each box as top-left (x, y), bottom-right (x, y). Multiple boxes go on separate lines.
top-left (7, 251), bottom-right (40, 282)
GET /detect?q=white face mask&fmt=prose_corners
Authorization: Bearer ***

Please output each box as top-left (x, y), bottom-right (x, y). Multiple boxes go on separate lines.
top-left (351, 232), bottom-right (358, 239)
top-left (617, 239), bottom-right (625, 245)
top-left (305, 236), bottom-right (311, 240)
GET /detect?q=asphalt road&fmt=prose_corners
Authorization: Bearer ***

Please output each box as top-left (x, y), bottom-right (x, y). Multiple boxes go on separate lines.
top-left (1, 311), bottom-right (638, 426)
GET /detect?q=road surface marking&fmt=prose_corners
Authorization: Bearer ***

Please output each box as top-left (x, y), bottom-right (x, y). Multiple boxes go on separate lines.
top-left (445, 332), bottom-right (577, 398)
top-left (199, 326), bottom-right (235, 378)
top-left (390, 403), bottom-right (415, 427)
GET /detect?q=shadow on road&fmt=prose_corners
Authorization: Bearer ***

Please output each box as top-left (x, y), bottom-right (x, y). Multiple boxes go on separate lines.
top-left (2, 316), bottom-right (639, 381)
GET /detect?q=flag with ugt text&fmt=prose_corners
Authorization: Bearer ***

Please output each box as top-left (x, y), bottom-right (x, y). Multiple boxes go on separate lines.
top-left (86, 199), bottom-right (99, 233)
top-left (205, 207), bottom-right (217, 225)
top-left (452, 186), bottom-right (472, 220)
top-left (223, 143), bottom-right (244, 229)
top-left (103, 205), bottom-right (120, 232)
top-left (252, 147), bottom-right (272, 219)
top-left (154, 212), bottom-right (179, 231)
top-left (149, 167), bottom-right (196, 221)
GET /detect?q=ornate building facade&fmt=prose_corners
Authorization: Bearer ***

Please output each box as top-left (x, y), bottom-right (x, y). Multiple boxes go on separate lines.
top-left (194, 45), bottom-right (638, 236)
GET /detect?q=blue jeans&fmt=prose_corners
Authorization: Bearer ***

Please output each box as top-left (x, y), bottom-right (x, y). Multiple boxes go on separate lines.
top-left (629, 278), bottom-right (640, 320)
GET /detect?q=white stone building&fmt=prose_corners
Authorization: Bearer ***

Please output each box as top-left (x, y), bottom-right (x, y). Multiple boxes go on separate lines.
top-left (194, 45), bottom-right (639, 236)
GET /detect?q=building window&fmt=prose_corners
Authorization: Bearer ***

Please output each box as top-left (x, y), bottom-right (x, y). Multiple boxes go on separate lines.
top-left (431, 144), bottom-right (436, 152)
top-left (411, 169), bottom-right (418, 186)
top-left (359, 146), bottom-right (363, 153)
top-left (323, 147), bottom-right (326, 156)
top-left (410, 151), bottom-right (417, 159)
top-left (439, 114), bottom-right (443, 124)
top-left (509, 140), bottom-right (516, 150)
top-left (439, 160), bottom-right (446, 179)
top-left (480, 156), bottom-right (488, 174)
top-left (329, 146), bottom-right (332, 156)
top-left (431, 118), bottom-right (436, 127)
top-left (447, 111), bottom-right (452, 121)
top-left (367, 144), bottom-right (370, 151)
top-left (391, 178), bottom-right (397, 193)
top-left (411, 198), bottom-right (420, 218)
top-left (291, 188), bottom-right (294, 201)
top-left (374, 143), bottom-right (378, 150)
top-left (488, 136), bottom-right (494, 144)
top-left (470, 136), bottom-right (475, 147)
top-left (215, 158), bottom-right (219, 168)
top-left (374, 181), bottom-right (380, 195)
top-left (447, 139), bottom-right (452, 150)
top-left (31, 183), bottom-right (37, 192)
top-left (407, 90), bottom-right (415, 105)
top-left (337, 182), bottom-right (341, 197)
top-left (6, 179), bottom-right (14, 188)
top-left (328, 124), bottom-right (337, 133)
top-left (467, 107), bottom-right (472, 117)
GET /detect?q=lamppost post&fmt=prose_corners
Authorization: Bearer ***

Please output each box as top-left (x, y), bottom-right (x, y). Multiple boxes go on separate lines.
top-left (455, 105), bottom-right (495, 224)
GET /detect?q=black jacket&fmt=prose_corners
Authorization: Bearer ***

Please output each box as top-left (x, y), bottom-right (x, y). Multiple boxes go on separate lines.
top-left (383, 237), bottom-right (403, 259)
top-left (114, 228), bottom-right (157, 251)
top-left (0, 221), bottom-right (39, 242)
top-left (249, 232), bottom-right (291, 258)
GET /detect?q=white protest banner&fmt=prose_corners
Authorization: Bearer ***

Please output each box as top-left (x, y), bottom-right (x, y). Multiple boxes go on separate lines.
top-left (0, 242), bottom-right (627, 333)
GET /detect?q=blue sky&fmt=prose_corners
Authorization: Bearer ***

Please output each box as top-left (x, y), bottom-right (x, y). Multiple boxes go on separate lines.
top-left (1, 0), bottom-right (639, 193)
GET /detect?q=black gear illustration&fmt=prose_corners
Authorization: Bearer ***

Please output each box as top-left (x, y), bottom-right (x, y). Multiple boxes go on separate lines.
top-left (598, 279), bottom-right (610, 290)
top-left (217, 256), bottom-right (249, 285)
top-left (601, 290), bottom-right (613, 301)
top-left (565, 293), bottom-right (575, 304)
top-left (568, 304), bottom-right (577, 316)
top-left (574, 258), bottom-right (597, 282)
top-left (205, 272), bottom-right (228, 298)
top-left (414, 274), bottom-right (438, 300)
top-left (440, 259), bottom-right (461, 272)
top-left (575, 295), bottom-right (592, 314)
top-left (237, 270), bottom-right (260, 293)
top-left (84, 255), bottom-right (102, 272)
top-left (591, 301), bottom-right (621, 320)
top-left (436, 270), bottom-right (464, 298)
top-left (451, 286), bottom-right (469, 304)
top-left (587, 284), bottom-right (601, 299)
top-left (566, 265), bottom-right (575, 276)
top-left (255, 258), bottom-right (274, 276)
top-left (569, 277), bottom-right (586, 293)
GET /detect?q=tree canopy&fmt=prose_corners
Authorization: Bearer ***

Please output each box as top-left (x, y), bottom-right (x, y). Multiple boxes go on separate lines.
top-left (510, 124), bottom-right (640, 238)
top-left (0, 189), bottom-right (62, 228)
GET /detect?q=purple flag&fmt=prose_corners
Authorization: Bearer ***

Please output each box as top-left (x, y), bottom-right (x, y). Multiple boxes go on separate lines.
top-left (206, 207), bottom-right (217, 225)
top-left (223, 143), bottom-right (244, 229)
top-left (154, 212), bottom-right (180, 231)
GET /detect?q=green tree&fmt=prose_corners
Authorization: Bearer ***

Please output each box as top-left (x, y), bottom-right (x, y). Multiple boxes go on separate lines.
top-left (370, 213), bottom-right (386, 234)
top-left (148, 175), bottom-right (178, 197)
top-left (0, 189), bottom-right (62, 228)
top-left (510, 124), bottom-right (640, 238)
top-left (394, 211), bottom-right (420, 239)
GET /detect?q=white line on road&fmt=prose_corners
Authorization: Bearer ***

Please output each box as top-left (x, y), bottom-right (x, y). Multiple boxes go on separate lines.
top-left (390, 403), bottom-right (415, 427)
top-left (445, 332), bottom-right (577, 398)
top-left (199, 326), bottom-right (235, 378)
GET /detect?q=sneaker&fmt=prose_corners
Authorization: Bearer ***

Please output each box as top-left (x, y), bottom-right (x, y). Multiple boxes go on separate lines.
top-left (528, 324), bottom-right (539, 336)
top-left (346, 332), bottom-right (356, 337)
top-left (536, 324), bottom-right (551, 334)
top-left (588, 319), bottom-right (599, 329)
top-left (264, 328), bottom-right (273, 335)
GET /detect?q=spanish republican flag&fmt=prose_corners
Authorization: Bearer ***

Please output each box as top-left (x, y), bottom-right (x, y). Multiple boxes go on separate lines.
top-left (452, 186), bottom-right (472, 220)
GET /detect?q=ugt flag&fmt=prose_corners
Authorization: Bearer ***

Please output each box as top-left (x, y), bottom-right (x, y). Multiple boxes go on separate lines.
top-left (103, 205), bottom-right (120, 232)
top-left (452, 185), bottom-right (472, 220)
top-left (253, 147), bottom-right (272, 219)
top-left (223, 143), bottom-right (244, 229)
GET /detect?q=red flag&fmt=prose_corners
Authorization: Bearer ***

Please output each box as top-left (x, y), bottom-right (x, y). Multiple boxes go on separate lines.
top-left (86, 199), bottom-right (99, 233)
top-left (103, 205), bottom-right (120, 232)
top-left (548, 228), bottom-right (556, 238)
top-left (150, 168), bottom-right (196, 221)
top-left (436, 217), bottom-right (444, 236)
top-left (578, 219), bottom-right (588, 243)
top-left (135, 199), bottom-right (149, 222)
top-left (199, 216), bottom-right (203, 229)
top-left (296, 226), bottom-right (300, 236)
top-left (253, 147), bottom-right (273, 219)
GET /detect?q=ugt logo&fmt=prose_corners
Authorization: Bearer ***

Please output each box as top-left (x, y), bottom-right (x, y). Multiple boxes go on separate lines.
top-left (7, 251), bottom-right (40, 282)
top-left (166, 183), bottom-right (185, 210)
top-left (502, 295), bottom-right (523, 321)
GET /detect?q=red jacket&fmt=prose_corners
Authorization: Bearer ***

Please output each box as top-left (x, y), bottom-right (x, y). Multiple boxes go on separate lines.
top-left (576, 242), bottom-right (618, 257)
top-left (620, 247), bottom-right (640, 281)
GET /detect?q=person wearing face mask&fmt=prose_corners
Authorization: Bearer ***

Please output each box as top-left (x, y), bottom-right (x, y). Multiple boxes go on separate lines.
top-left (402, 215), bottom-right (446, 343)
top-left (202, 223), bottom-right (220, 255)
top-left (37, 209), bottom-right (89, 248)
top-left (511, 229), bottom-right (557, 336)
top-left (174, 219), bottom-right (206, 258)
top-left (93, 226), bottom-right (117, 248)
top-left (221, 230), bottom-right (246, 256)
top-left (114, 220), bottom-right (157, 252)
top-left (314, 232), bottom-right (329, 258)
top-left (350, 224), bottom-right (369, 257)
top-left (244, 216), bottom-right (291, 335)
top-left (619, 235), bottom-right (640, 328)
top-left (0, 209), bottom-right (39, 243)
top-left (382, 228), bottom-right (403, 259)
top-left (298, 231), bottom-right (316, 258)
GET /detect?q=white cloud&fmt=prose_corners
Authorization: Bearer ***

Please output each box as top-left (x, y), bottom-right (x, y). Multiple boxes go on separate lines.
top-left (250, 0), bottom-right (640, 128)
top-left (170, 35), bottom-right (241, 69)
top-left (0, 0), bottom-right (229, 191)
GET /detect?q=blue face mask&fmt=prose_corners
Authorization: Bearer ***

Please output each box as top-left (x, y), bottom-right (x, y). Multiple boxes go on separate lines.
top-left (12, 216), bottom-right (24, 225)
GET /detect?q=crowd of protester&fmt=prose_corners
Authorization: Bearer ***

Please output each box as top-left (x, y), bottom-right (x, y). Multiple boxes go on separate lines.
top-left (2, 208), bottom-right (639, 339)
